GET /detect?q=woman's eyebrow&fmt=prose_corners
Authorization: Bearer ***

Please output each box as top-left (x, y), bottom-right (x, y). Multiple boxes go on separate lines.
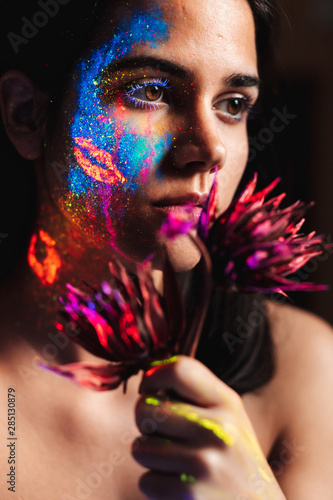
top-left (224, 73), bottom-right (261, 90)
top-left (103, 56), bottom-right (192, 79)
top-left (101, 56), bottom-right (260, 91)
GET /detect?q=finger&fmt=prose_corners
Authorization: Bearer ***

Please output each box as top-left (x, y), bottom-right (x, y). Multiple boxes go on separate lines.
top-left (140, 471), bottom-right (238, 500)
top-left (132, 435), bottom-right (208, 477)
top-left (139, 471), bottom-right (197, 500)
top-left (135, 396), bottom-right (236, 447)
top-left (140, 355), bottom-right (238, 409)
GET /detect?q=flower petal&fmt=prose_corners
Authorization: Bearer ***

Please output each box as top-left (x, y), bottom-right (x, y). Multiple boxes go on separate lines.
top-left (38, 360), bottom-right (134, 391)
top-left (201, 175), bottom-right (331, 293)
top-left (159, 206), bottom-right (195, 240)
top-left (198, 170), bottom-right (218, 240)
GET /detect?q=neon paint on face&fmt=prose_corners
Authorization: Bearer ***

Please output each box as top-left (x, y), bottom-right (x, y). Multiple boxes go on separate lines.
top-left (47, 0), bottom-right (258, 269)
top-left (27, 230), bottom-right (62, 285)
top-left (69, 7), bottom-right (172, 196)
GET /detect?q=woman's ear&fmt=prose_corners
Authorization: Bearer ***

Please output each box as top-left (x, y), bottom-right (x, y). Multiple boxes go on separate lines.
top-left (0, 70), bottom-right (49, 160)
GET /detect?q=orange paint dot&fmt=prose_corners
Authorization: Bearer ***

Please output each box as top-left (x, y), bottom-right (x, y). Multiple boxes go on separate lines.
top-left (73, 137), bottom-right (126, 185)
top-left (27, 230), bottom-right (62, 285)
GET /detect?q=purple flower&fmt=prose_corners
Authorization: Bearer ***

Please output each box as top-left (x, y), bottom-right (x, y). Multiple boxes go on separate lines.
top-left (41, 258), bottom-right (185, 391)
top-left (198, 174), bottom-right (330, 293)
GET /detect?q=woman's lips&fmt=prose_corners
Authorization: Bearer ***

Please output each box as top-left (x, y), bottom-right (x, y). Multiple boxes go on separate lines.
top-left (152, 204), bottom-right (203, 220)
top-left (152, 193), bottom-right (208, 221)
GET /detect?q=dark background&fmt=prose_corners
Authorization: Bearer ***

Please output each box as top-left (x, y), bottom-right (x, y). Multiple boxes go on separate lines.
top-left (253, 0), bottom-right (333, 324)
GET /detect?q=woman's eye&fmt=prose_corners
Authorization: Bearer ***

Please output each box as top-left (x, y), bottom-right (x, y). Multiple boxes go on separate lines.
top-left (215, 97), bottom-right (252, 121)
top-left (144, 85), bottom-right (163, 102)
top-left (124, 79), bottom-right (171, 109)
top-left (227, 99), bottom-right (244, 116)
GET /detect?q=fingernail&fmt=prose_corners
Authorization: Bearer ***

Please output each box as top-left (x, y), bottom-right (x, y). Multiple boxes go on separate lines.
top-left (180, 473), bottom-right (196, 484)
top-left (139, 356), bottom-right (179, 394)
top-left (144, 396), bottom-right (161, 407)
top-left (145, 355), bottom-right (178, 375)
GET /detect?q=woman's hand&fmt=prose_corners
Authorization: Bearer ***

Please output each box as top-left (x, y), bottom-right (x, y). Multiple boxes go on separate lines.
top-left (132, 355), bottom-right (286, 500)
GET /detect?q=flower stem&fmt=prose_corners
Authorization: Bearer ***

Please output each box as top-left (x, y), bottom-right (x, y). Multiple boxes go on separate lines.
top-left (180, 234), bottom-right (213, 358)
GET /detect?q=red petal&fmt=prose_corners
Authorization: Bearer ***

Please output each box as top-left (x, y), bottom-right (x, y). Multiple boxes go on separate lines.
top-left (238, 173), bottom-right (258, 202)
top-left (79, 305), bottom-right (115, 356)
top-left (39, 360), bottom-right (133, 391)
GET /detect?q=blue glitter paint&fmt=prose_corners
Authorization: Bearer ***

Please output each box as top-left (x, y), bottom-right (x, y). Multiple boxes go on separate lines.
top-left (70, 7), bottom-right (172, 196)
top-left (68, 160), bottom-right (97, 195)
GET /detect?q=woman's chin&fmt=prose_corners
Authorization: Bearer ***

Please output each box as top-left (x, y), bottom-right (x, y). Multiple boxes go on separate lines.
top-left (98, 230), bottom-right (201, 274)
top-left (160, 234), bottom-right (201, 273)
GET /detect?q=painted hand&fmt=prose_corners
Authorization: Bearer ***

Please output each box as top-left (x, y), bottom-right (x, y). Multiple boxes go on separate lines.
top-left (132, 356), bottom-right (286, 500)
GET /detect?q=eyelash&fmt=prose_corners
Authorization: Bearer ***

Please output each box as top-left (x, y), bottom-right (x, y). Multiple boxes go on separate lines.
top-left (123, 78), bottom-right (171, 110)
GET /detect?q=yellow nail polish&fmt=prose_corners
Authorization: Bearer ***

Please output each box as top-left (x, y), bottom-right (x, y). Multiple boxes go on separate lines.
top-left (180, 473), bottom-right (196, 483)
top-left (145, 396), bottom-right (161, 407)
top-left (145, 355), bottom-right (178, 377)
top-left (149, 355), bottom-right (178, 368)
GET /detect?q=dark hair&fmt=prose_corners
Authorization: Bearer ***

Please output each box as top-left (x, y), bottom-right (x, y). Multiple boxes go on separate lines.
top-left (179, 265), bottom-right (275, 396)
top-left (197, 291), bottom-right (275, 395)
top-left (0, 0), bottom-right (279, 393)
top-left (248, 0), bottom-right (279, 66)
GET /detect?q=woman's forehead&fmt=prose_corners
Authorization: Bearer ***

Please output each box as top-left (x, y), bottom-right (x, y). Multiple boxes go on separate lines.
top-left (90, 0), bottom-right (255, 43)
top-left (86, 0), bottom-right (257, 73)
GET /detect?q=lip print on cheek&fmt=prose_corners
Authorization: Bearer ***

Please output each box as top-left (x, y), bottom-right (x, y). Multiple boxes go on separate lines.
top-left (68, 6), bottom-right (172, 198)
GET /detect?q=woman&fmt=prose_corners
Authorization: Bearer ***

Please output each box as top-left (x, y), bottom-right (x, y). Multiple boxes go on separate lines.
top-left (0, 0), bottom-right (333, 498)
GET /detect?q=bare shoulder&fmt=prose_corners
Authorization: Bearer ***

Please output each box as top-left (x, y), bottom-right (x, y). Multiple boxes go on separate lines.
top-left (266, 300), bottom-right (333, 389)
top-left (266, 300), bottom-right (333, 408)
top-left (265, 301), bottom-right (333, 498)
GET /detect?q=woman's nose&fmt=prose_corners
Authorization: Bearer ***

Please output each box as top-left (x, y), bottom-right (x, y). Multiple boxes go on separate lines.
top-left (171, 105), bottom-right (226, 172)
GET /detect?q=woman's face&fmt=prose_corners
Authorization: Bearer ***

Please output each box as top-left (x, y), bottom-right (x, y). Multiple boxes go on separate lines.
top-left (45, 0), bottom-right (259, 271)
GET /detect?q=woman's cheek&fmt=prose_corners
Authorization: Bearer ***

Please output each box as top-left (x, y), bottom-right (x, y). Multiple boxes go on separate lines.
top-left (70, 102), bottom-right (171, 187)
top-left (54, 113), bottom-right (172, 247)
top-left (113, 116), bottom-right (173, 187)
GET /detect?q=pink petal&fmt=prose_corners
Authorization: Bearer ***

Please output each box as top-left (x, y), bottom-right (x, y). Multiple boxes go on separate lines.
top-left (159, 208), bottom-right (195, 240)
top-left (246, 250), bottom-right (269, 269)
top-left (198, 170), bottom-right (218, 240)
